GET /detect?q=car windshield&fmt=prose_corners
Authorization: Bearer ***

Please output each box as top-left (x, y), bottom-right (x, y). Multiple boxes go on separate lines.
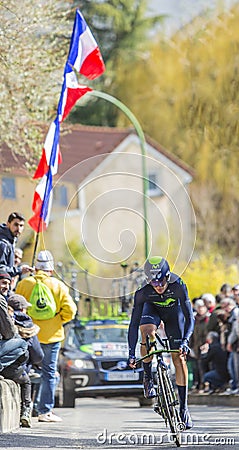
top-left (69, 325), bottom-right (128, 347)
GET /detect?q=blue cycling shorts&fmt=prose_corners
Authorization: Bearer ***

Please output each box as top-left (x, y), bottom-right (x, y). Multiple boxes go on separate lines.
top-left (139, 302), bottom-right (184, 350)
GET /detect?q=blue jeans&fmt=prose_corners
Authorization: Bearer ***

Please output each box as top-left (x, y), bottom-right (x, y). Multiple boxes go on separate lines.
top-left (227, 352), bottom-right (237, 390)
top-left (204, 370), bottom-right (225, 389)
top-left (38, 342), bottom-right (61, 414)
top-left (0, 338), bottom-right (27, 370)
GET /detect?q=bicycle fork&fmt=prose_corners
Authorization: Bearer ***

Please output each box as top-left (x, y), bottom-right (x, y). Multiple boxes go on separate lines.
top-left (155, 360), bottom-right (179, 420)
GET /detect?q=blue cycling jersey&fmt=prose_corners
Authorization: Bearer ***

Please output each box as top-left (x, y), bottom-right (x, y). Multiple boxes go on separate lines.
top-left (128, 273), bottom-right (195, 356)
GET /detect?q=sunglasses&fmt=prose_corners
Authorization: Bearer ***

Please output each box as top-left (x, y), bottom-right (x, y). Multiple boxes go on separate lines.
top-left (150, 277), bottom-right (168, 287)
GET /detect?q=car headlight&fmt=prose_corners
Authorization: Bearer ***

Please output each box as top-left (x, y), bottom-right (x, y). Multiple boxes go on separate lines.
top-left (73, 359), bottom-right (94, 369)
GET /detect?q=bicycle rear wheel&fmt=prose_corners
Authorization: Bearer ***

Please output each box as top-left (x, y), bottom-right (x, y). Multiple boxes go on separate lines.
top-left (157, 366), bottom-right (183, 447)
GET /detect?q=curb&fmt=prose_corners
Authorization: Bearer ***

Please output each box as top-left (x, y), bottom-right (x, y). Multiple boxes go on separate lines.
top-left (189, 392), bottom-right (239, 407)
top-left (0, 378), bottom-right (20, 433)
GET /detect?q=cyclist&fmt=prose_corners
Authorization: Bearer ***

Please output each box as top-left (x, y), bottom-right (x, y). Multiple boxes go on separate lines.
top-left (128, 256), bottom-right (195, 429)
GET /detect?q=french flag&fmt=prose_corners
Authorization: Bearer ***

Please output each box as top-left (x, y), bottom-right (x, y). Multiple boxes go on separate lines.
top-left (57, 9), bottom-right (105, 122)
top-left (28, 172), bottom-right (53, 232)
top-left (33, 119), bottom-right (62, 179)
top-left (57, 68), bottom-right (92, 123)
top-left (68, 9), bottom-right (105, 80)
top-left (33, 9), bottom-right (105, 180)
top-left (29, 9), bottom-right (105, 232)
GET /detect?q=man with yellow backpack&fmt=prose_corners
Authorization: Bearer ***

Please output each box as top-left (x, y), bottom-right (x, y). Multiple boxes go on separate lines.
top-left (16, 250), bottom-right (77, 422)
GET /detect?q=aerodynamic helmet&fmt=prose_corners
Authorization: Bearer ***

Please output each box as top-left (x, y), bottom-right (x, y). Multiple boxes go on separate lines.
top-left (144, 256), bottom-right (170, 285)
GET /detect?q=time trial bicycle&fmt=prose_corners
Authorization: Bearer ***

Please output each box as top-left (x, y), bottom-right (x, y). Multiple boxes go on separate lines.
top-left (136, 333), bottom-right (186, 447)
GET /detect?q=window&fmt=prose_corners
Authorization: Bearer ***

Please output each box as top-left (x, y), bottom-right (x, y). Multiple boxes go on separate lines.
top-left (147, 173), bottom-right (163, 197)
top-left (54, 185), bottom-right (68, 206)
top-left (2, 178), bottom-right (16, 199)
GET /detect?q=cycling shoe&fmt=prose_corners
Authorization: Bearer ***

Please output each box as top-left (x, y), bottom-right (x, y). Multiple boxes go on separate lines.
top-left (180, 408), bottom-right (193, 429)
top-left (143, 376), bottom-right (156, 399)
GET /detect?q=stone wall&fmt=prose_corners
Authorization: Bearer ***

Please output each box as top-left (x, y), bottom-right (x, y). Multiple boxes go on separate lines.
top-left (0, 377), bottom-right (20, 433)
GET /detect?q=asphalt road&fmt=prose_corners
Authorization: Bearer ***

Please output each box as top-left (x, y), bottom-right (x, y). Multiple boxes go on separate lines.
top-left (0, 398), bottom-right (238, 450)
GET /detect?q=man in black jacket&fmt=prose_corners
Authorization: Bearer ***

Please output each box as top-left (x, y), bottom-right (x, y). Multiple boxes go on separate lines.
top-left (7, 293), bottom-right (44, 427)
top-left (0, 212), bottom-right (33, 278)
top-left (201, 331), bottom-right (230, 392)
top-left (0, 271), bottom-right (34, 427)
top-left (0, 270), bottom-right (27, 370)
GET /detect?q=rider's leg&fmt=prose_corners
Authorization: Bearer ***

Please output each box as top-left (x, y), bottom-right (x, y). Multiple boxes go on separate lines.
top-left (172, 352), bottom-right (193, 429)
top-left (140, 323), bottom-right (157, 358)
top-left (140, 323), bottom-right (157, 398)
top-left (172, 352), bottom-right (188, 405)
top-left (140, 323), bottom-right (156, 374)
top-left (139, 303), bottom-right (161, 399)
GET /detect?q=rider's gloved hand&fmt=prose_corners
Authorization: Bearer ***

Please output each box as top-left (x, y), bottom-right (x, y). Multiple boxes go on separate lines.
top-left (179, 339), bottom-right (190, 356)
top-left (127, 355), bottom-right (136, 369)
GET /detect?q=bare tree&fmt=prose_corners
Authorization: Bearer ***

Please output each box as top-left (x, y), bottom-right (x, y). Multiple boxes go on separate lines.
top-left (0, 0), bottom-right (74, 168)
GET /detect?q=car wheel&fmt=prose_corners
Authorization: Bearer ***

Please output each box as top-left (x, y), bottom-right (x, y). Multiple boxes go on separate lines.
top-left (63, 388), bottom-right (75, 408)
top-left (54, 373), bottom-right (63, 407)
top-left (54, 393), bottom-right (60, 408)
top-left (138, 396), bottom-right (153, 407)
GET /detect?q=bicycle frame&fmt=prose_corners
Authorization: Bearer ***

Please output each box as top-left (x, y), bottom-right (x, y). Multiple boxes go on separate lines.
top-left (135, 333), bottom-right (185, 447)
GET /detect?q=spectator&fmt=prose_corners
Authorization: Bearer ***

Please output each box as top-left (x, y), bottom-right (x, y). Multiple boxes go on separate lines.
top-left (0, 212), bottom-right (33, 278)
top-left (11, 247), bottom-right (24, 291)
top-left (8, 293), bottom-right (44, 372)
top-left (0, 270), bottom-right (27, 371)
top-left (7, 293), bottom-right (44, 426)
top-left (191, 297), bottom-right (201, 313)
top-left (227, 309), bottom-right (239, 394)
top-left (0, 271), bottom-right (32, 427)
top-left (232, 284), bottom-right (239, 304)
top-left (189, 299), bottom-right (210, 391)
top-left (14, 247), bottom-right (23, 266)
top-left (16, 250), bottom-right (77, 422)
top-left (215, 293), bottom-right (223, 304)
top-left (201, 293), bottom-right (216, 313)
top-left (220, 297), bottom-right (239, 394)
top-left (201, 331), bottom-right (230, 393)
top-left (207, 298), bottom-right (228, 342)
top-left (219, 283), bottom-right (233, 299)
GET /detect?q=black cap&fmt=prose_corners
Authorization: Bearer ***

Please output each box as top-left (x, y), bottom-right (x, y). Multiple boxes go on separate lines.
top-left (8, 294), bottom-right (31, 310)
top-left (0, 270), bottom-right (11, 281)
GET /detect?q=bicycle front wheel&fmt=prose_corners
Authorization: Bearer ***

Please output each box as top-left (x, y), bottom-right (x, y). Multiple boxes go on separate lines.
top-left (157, 367), bottom-right (183, 447)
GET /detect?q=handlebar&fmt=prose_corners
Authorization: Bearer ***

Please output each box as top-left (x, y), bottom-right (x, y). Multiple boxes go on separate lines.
top-left (135, 348), bottom-right (179, 365)
top-left (146, 333), bottom-right (172, 353)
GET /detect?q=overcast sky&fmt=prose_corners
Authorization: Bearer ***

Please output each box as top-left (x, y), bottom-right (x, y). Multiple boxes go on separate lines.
top-left (148, 0), bottom-right (239, 35)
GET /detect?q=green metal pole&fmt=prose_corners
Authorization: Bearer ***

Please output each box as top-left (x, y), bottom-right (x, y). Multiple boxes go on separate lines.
top-left (88, 90), bottom-right (149, 258)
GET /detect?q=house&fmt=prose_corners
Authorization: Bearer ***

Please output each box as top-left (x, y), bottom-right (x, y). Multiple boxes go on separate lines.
top-left (0, 125), bottom-right (195, 298)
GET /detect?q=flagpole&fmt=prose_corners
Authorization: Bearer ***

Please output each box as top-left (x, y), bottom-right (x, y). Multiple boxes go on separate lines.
top-left (31, 228), bottom-right (40, 267)
top-left (31, 165), bottom-right (53, 267)
top-left (88, 90), bottom-right (149, 259)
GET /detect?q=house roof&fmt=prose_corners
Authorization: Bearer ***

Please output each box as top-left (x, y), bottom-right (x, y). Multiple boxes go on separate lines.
top-left (0, 146), bottom-right (28, 176)
top-left (0, 125), bottom-right (194, 181)
top-left (58, 125), bottom-right (194, 183)
top-left (58, 125), bottom-right (131, 183)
